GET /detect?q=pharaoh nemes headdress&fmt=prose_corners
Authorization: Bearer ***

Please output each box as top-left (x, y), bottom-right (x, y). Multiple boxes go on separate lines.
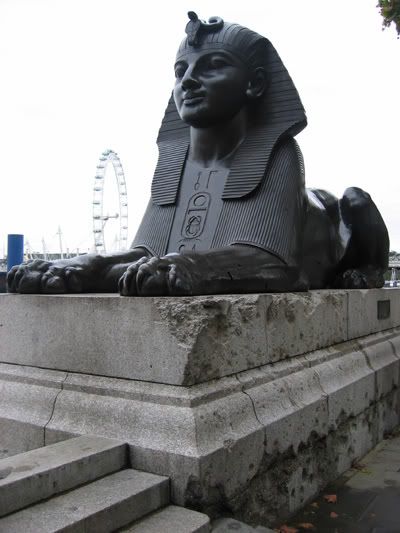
top-left (151, 12), bottom-right (307, 205)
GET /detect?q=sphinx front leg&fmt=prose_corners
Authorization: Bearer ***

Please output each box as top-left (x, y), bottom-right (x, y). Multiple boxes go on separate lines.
top-left (119, 255), bottom-right (199, 296)
top-left (119, 246), bottom-right (307, 297)
top-left (7, 249), bottom-right (150, 294)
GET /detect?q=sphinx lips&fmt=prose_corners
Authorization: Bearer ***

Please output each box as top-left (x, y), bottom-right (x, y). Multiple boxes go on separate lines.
top-left (183, 94), bottom-right (205, 105)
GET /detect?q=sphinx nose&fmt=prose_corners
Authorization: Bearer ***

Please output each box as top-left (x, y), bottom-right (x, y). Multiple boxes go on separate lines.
top-left (181, 67), bottom-right (201, 90)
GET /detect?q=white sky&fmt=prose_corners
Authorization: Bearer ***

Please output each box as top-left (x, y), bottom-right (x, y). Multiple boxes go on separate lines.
top-left (0, 0), bottom-right (399, 256)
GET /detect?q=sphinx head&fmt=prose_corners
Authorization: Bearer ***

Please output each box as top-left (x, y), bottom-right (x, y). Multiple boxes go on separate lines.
top-left (173, 13), bottom-right (269, 128)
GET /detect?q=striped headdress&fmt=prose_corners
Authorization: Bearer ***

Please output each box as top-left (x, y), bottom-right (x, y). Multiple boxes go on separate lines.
top-left (152, 13), bottom-right (307, 205)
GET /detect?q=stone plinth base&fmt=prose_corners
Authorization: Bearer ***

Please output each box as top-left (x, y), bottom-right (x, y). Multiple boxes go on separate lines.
top-left (0, 290), bottom-right (399, 525)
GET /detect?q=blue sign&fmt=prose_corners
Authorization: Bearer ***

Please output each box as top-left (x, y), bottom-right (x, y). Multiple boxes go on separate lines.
top-left (7, 234), bottom-right (24, 272)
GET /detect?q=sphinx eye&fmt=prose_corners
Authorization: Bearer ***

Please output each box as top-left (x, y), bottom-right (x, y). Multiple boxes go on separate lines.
top-left (208, 56), bottom-right (230, 69)
top-left (174, 64), bottom-right (187, 79)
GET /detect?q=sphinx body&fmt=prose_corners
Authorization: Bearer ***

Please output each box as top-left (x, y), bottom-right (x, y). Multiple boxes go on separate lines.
top-left (7, 13), bottom-right (389, 296)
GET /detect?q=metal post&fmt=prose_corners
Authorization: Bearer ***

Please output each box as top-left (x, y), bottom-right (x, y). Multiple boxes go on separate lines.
top-left (7, 234), bottom-right (24, 271)
top-left (57, 226), bottom-right (64, 259)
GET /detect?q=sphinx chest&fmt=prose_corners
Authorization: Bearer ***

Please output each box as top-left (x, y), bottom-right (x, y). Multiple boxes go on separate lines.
top-left (167, 161), bottom-right (229, 254)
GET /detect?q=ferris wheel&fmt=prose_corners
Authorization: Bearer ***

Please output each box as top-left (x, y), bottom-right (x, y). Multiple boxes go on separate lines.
top-left (93, 150), bottom-right (128, 253)
top-left (92, 149), bottom-right (129, 253)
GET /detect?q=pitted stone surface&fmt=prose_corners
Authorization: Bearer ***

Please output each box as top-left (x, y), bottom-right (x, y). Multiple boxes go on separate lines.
top-left (238, 363), bottom-right (329, 455)
top-left (2, 290), bottom-right (398, 385)
top-left (313, 346), bottom-right (375, 429)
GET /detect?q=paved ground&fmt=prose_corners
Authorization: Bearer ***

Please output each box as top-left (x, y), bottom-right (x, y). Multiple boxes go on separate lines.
top-left (279, 428), bottom-right (400, 533)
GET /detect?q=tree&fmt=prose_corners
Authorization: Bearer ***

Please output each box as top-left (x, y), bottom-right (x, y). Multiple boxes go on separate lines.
top-left (377, 0), bottom-right (400, 36)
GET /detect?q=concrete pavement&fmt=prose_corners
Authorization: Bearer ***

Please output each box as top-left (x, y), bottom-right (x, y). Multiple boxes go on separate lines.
top-left (283, 427), bottom-right (400, 532)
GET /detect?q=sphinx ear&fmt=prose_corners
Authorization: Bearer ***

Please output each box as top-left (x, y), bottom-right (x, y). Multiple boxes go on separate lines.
top-left (246, 67), bottom-right (268, 100)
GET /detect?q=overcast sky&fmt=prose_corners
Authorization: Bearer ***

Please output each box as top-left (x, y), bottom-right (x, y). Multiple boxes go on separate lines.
top-left (0, 0), bottom-right (399, 257)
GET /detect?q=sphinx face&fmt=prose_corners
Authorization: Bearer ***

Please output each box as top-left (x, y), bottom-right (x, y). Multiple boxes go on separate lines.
top-left (173, 49), bottom-right (250, 128)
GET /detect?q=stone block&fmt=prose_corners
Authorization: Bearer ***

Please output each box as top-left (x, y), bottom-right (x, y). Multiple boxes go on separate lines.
top-left (45, 372), bottom-right (265, 505)
top-left (347, 409), bottom-right (379, 463)
top-left (264, 290), bottom-right (347, 362)
top-left (347, 289), bottom-right (400, 339)
top-left (1, 291), bottom-right (400, 526)
top-left (0, 294), bottom-right (191, 385)
top-left (239, 363), bottom-right (328, 455)
top-left (286, 460), bottom-right (321, 515)
top-left (18, 329), bottom-right (396, 522)
top-left (376, 390), bottom-right (400, 439)
top-left (0, 419), bottom-right (44, 461)
top-left (312, 346), bottom-right (375, 429)
top-left (358, 333), bottom-right (400, 399)
top-left (0, 291), bottom-right (348, 386)
top-left (0, 367), bottom-right (66, 458)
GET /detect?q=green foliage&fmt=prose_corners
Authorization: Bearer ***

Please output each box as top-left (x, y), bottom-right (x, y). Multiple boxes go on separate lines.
top-left (377, 0), bottom-right (400, 36)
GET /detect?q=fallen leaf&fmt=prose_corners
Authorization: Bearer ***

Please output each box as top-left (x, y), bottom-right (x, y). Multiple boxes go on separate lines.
top-left (352, 462), bottom-right (372, 474)
top-left (310, 502), bottom-right (319, 509)
top-left (279, 526), bottom-right (299, 533)
top-left (323, 494), bottom-right (337, 504)
top-left (297, 523), bottom-right (315, 530)
top-left (330, 511), bottom-right (339, 519)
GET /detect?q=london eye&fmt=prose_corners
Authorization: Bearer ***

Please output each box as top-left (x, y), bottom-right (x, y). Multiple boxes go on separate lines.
top-left (92, 149), bottom-right (128, 253)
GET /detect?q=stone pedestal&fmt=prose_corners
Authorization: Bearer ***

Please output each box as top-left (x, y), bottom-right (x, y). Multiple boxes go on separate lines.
top-left (0, 289), bottom-right (399, 525)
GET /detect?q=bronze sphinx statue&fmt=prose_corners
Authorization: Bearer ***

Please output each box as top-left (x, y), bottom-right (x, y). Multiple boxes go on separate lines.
top-left (8, 13), bottom-right (389, 296)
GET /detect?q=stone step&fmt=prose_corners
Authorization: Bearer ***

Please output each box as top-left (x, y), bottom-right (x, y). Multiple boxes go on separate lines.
top-left (0, 435), bottom-right (127, 517)
top-left (0, 468), bottom-right (169, 532)
top-left (121, 505), bottom-right (210, 532)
